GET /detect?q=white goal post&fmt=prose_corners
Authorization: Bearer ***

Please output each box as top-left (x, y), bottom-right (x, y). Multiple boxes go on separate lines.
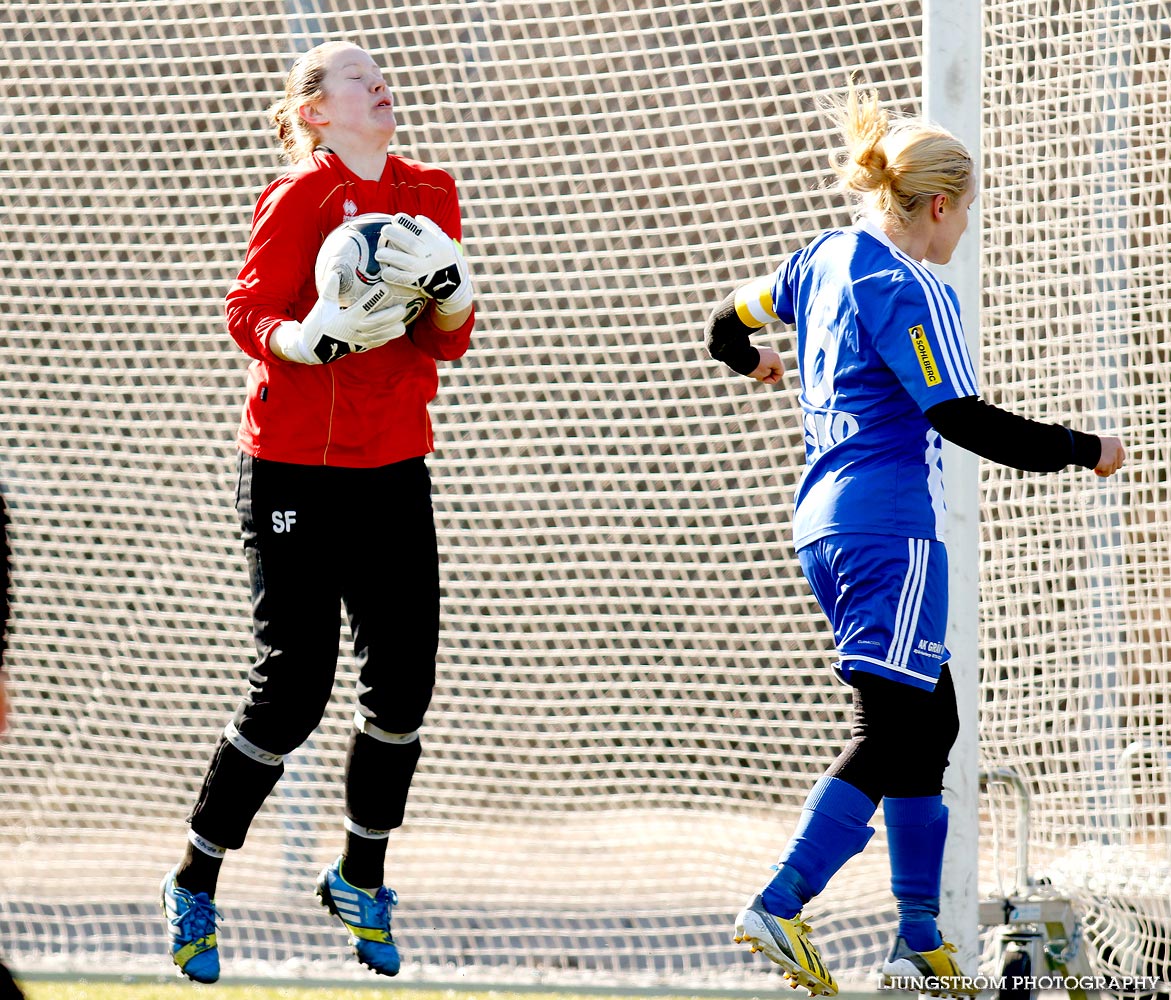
top-left (925, 0), bottom-right (983, 974)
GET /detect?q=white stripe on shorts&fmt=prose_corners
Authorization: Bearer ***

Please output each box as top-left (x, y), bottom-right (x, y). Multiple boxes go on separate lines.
top-left (888, 538), bottom-right (929, 669)
top-left (842, 653), bottom-right (937, 685)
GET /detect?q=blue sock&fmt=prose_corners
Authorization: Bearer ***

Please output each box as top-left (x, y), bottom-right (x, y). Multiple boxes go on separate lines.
top-left (762, 776), bottom-right (876, 918)
top-left (884, 795), bottom-right (948, 952)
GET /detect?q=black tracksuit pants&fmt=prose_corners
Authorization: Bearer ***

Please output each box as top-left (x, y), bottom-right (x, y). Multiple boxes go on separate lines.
top-left (188, 453), bottom-right (438, 849)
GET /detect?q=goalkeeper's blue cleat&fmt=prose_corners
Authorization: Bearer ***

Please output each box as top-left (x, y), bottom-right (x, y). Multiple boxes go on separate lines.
top-left (160, 867), bottom-right (220, 983)
top-left (316, 857), bottom-right (400, 976)
top-left (734, 894), bottom-right (838, 996)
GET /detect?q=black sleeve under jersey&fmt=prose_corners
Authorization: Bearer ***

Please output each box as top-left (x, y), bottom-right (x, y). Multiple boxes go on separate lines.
top-left (704, 290), bottom-right (761, 376)
top-left (703, 291), bottom-right (1102, 474)
top-left (926, 396), bottom-right (1102, 472)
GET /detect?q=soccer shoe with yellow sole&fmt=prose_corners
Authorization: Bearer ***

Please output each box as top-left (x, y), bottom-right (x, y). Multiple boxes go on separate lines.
top-left (734, 894), bottom-right (838, 996)
top-left (160, 867), bottom-right (220, 983)
top-left (315, 857), bottom-right (400, 976)
top-left (880, 937), bottom-right (979, 996)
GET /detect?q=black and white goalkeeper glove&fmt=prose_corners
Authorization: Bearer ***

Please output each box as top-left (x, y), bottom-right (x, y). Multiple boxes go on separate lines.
top-left (375, 214), bottom-right (474, 316)
top-left (272, 271), bottom-right (408, 364)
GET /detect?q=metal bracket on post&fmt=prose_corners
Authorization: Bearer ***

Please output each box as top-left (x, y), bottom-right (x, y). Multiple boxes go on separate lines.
top-left (979, 768), bottom-right (1092, 999)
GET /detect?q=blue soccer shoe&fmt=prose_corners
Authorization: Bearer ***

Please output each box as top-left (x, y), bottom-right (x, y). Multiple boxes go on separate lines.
top-left (160, 866), bottom-right (220, 983)
top-left (315, 857), bottom-right (400, 976)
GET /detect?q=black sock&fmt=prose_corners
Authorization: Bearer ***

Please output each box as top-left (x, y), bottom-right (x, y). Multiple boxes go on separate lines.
top-left (341, 834), bottom-right (387, 891)
top-left (175, 842), bottom-right (224, 899)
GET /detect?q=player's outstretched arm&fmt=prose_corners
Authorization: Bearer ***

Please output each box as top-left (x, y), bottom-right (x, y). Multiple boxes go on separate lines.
top-left (926, 396), bottom-right (1125, 476)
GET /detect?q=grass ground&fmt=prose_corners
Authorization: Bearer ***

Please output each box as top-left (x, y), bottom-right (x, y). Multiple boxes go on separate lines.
top-left (18, 983), bottom-right (769, 1000)
top-left (22, 988), bottom-right (397, 1000)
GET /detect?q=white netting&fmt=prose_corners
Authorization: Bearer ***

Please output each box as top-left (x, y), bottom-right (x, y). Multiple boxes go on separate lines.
top-left (0, 0), bottom-right (1166, 990)
top-left (978, 3), bottom-right (1171, 989)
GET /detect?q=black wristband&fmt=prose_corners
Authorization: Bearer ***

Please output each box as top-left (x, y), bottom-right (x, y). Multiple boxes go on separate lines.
top-left (1069, 429), bottom-right (1102, 470)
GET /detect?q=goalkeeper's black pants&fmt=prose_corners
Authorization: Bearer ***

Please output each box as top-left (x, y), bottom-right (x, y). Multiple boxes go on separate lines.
top-left (188, 453), bottom-right (438, 850)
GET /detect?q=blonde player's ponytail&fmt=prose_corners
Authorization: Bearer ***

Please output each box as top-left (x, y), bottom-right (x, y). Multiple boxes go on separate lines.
top-left (825, 79), bottom-right (974, 229)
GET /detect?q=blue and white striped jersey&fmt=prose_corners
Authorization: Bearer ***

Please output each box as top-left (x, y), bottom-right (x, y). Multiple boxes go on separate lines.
top-left (762, 220), bottom-right (978, 548)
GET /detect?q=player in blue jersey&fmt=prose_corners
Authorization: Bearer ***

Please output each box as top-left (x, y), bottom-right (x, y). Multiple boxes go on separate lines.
top-left (706, 83), bottom-right (1124, 997)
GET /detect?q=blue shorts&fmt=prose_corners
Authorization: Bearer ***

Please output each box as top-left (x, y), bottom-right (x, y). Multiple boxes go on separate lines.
top-left (798, 533), bottom-right (950, 692)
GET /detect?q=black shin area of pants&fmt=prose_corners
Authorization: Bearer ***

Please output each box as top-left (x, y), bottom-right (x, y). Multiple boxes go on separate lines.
top-left (187, 737), bottom-right (285, 850)
top-left (826, 664), bottom-right (960, 805)
top-left (345, 729), bottom-right (423, 833)
top-left (341, 731), bottom-right (424, 889)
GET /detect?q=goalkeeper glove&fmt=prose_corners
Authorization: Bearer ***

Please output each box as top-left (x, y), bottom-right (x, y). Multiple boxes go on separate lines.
top-left (271, 271), bottom-right (408, 365)
top-left (375, 214), bottom-right (474, 316)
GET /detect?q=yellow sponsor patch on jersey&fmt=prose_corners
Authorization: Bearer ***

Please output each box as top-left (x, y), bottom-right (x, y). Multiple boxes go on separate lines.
top-left (909, 325), bottom-right (942, 386)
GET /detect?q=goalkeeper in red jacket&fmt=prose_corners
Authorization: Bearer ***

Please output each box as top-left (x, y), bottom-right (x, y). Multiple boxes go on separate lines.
top-left (161, 40), bottom-right (475, 983)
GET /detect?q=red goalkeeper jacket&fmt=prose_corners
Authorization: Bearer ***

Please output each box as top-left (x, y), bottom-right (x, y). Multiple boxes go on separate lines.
top-left (225, 149), bottom-right (475, 468)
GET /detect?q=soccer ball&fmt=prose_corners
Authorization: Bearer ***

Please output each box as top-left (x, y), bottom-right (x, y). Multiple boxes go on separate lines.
top-left (314, 213), bottom-right (429, 325)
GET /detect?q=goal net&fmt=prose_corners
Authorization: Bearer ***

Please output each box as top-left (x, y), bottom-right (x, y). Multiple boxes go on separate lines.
top-left (0, 0), bottom-right (1166, 990)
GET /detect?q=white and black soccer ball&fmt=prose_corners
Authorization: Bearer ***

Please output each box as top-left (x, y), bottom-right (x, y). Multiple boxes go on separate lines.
top-left (314, 213), bottom-right (429, 325)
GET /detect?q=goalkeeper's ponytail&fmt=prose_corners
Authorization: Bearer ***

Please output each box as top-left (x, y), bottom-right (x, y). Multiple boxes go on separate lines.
top-left (269, 41), bottom-right (350, 162)
top-left (825, 77), bottom-right (974, 230)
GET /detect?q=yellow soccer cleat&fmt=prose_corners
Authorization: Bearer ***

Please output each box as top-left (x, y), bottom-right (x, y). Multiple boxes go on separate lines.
top-left (880, 937), bottom-right (979, 997)
top-left (734, 894), bottom-right (838, 996)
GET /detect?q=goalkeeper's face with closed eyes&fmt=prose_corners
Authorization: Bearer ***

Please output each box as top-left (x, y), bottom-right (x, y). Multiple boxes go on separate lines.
top-left (299, 43), bottom-right (397, 145)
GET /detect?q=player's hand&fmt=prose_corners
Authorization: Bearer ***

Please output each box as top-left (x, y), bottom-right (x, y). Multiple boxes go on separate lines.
top-left (1094, 436), bottom-right (1125, 477)
top-left (272, 272), bottom-right (408, 364)
top-left (748, 348), bottom-right (785, 384)
top-left (375, 214), bottom-right (474, 316)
